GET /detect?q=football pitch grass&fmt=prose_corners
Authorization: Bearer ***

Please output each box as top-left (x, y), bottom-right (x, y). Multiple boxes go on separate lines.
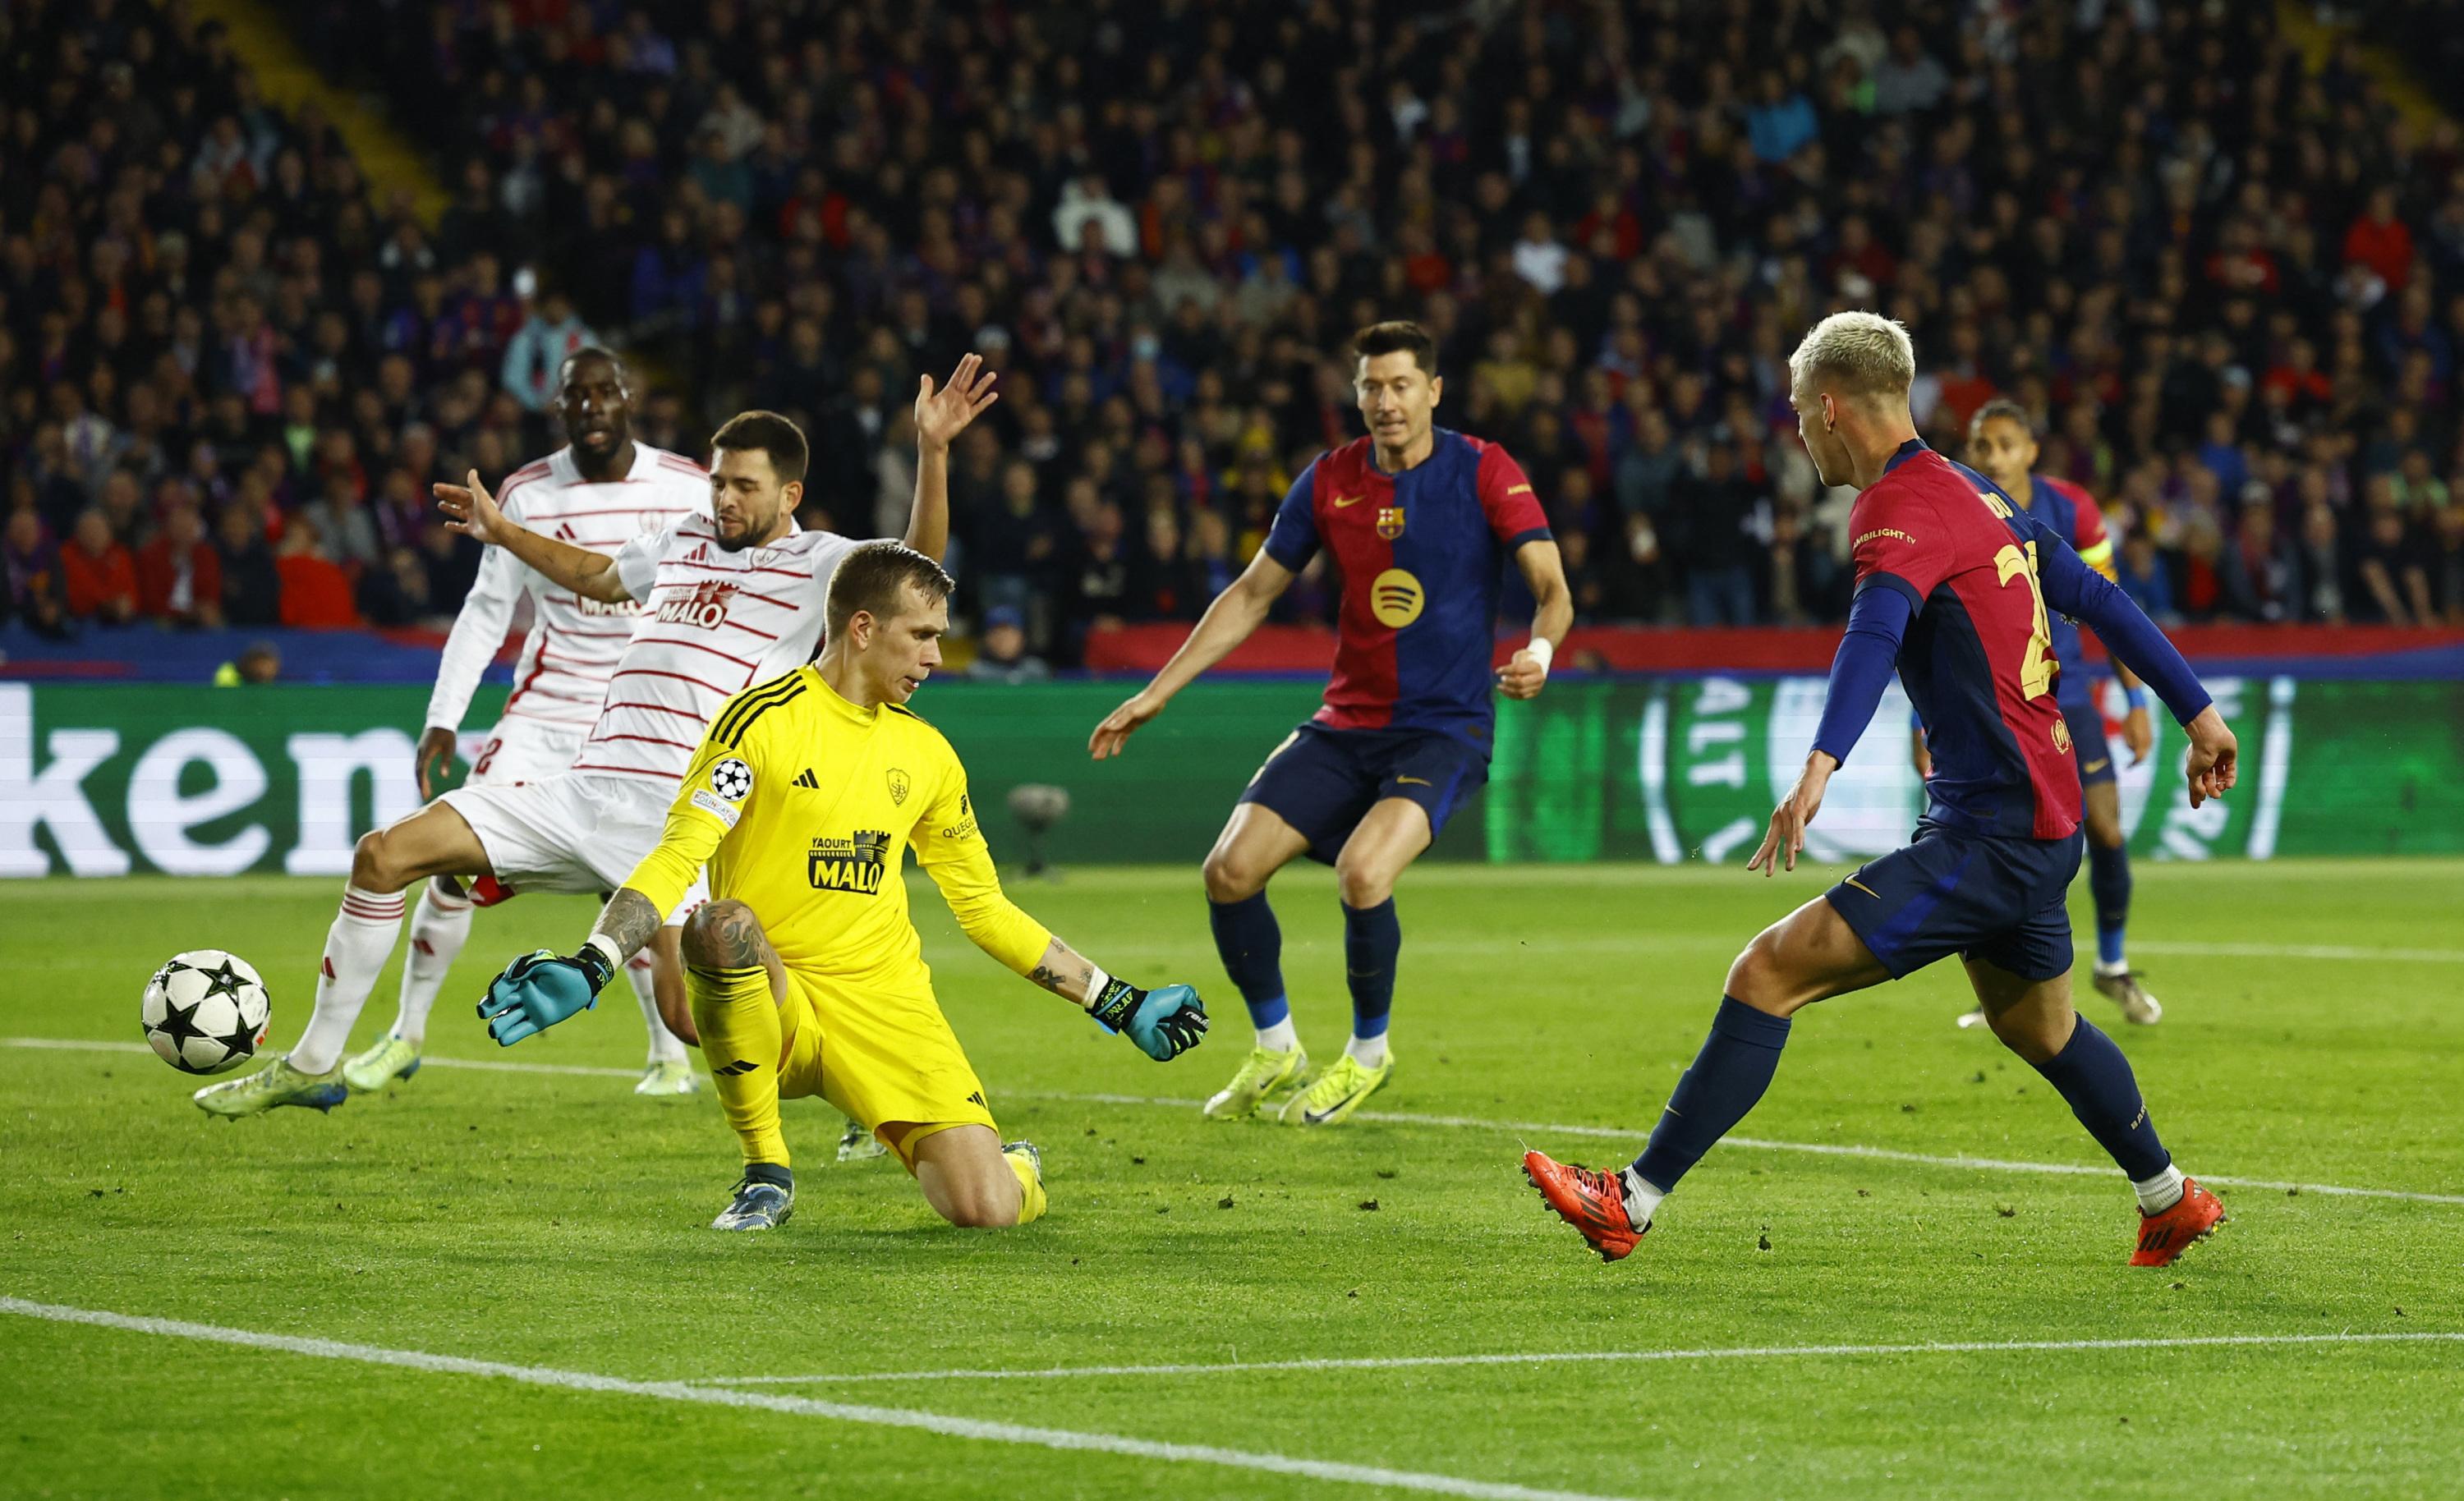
top-left (2, 858), bottom-right (2458, 1500)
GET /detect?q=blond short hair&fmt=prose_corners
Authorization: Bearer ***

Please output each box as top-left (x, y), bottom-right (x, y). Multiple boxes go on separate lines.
top-left (1788, 311), bottom-right (1916, 397)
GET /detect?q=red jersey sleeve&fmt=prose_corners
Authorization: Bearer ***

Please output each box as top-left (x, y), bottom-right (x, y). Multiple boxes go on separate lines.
top-left (1474, 444), bottom-right (1551, 549)
top-left (2049, 477), bottom-right (2117, 580)
top-left (1849, 484), bottom-right (1954, 609)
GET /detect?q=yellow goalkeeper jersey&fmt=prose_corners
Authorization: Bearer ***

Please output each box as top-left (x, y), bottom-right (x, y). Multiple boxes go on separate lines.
top-left (626, 666), bottom-right (1051, 992)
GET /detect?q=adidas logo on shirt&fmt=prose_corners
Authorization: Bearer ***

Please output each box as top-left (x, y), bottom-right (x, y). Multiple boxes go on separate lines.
top-left (793, 769), bottom-right (819, 789)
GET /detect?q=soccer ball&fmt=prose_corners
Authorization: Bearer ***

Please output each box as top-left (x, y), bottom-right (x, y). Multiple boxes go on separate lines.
top-left (142, 951), bottom-right (272, 1075)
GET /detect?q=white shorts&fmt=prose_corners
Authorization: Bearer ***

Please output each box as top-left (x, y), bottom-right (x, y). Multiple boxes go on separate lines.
top-left (463, 716), bottom-right (590, 787)
top-left (439, 771), bottom-right (710, 926)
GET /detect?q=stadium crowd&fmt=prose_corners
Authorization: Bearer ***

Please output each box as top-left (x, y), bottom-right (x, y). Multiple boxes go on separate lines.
top-left (8, 0), bottom-right (2464, 659)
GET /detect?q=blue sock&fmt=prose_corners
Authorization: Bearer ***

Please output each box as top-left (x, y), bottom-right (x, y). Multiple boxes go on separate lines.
top-left (1208, 893), bottom-right (1288, 1029)
top-left (1630, 997), bottom-right (1791, 1193)
top-left (1341, 898), bottom-right (1400, 1040)
top-left (2088, 839), bottom-right (2131, 967)
top-left (2029, 1017), bottom-right (2170, 1180)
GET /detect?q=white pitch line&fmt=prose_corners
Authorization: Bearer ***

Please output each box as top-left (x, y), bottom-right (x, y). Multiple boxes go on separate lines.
top-left (0, 1297), bottom-right (1632, 1501)
top-left (2131, 939), bottom-right (2464, 964)
top-left (702, 1329), bottom-right (2464, 1387)
top-left (15, 1038), bottom-right (2459, 1205)
top-left (1026, 1092), bottom-right (2464, 1206)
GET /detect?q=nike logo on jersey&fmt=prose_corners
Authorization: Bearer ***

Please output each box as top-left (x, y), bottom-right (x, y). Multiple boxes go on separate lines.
top-left (1394, 776), bottom-right (1432, 786)
top-left (1843, 876), bottom-right (1880, 898)
top-left (1332, 493), bottom-right (1365, 507)
top-left (793, 769), bottom-right (819, 789)
top-left (2083, 759), bottom-right (2110, 774)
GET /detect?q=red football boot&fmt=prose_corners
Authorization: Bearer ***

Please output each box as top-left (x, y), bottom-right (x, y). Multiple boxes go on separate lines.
top-left (1523, 1150), bottom-right (1645, 1262)
top-left (2130, 1177), bottom-right (2226, 1267)
top-left (467, 874), bottom-right (517, 908)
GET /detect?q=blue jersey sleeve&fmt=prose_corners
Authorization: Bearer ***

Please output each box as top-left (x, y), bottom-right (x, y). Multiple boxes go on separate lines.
top-left (1262, 464), bottom-right (1320, 571)
top-left (2014, 508), bottom-right (2212, 724)
top-left (1812, 581), bottom-right (1915, 764)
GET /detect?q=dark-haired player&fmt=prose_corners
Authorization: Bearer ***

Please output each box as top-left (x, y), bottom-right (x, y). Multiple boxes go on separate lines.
top-left (1930, 398), bottom-right (2160, 1027)
top-left (196, 363), bottom-right (997, 1118)
top-left (1524, 313), bottom-right (2236, 1268)
top-left (470, 542), bottom-right (1208, 1232)
top-left (352, 347), bottom-right (712, 1099)
top-left (1090, 322), bottom-right (1572, 1126)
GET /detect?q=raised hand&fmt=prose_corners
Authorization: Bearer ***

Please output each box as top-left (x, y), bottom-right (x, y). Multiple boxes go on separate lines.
top-left (1088, 691), bottom-right (1163, 760)
top-left (915, 353), bottom-right (1000, 452)
top-left (435, 470), bottom-right (510, 546)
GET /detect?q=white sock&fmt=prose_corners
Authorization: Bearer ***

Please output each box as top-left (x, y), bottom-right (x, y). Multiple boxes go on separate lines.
top-left (2095, 957), bottom-right (2131, 977)
top-left (1620, 1167), bottom-right (1666, 1226)
top-left (390, 880), bottom-right (473, 1046)
top-left (2133, 1163), bottom-right (2186, 1214)
top-left (1255, 1017), bottom-right (1300, 1053)
top-left (291, 884), bottom-right (407, 1074)
top-left (628, 950), bottom-right (688, 1065)
top-left (1344, 1032), bottom-right (1388, 1070)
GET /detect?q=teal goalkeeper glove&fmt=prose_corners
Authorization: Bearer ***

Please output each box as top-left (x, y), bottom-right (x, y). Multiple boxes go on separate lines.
top-left (1088, 979), bottom-right (1208, 1061)
top-left (477, 945), bottom-right (615, 1046)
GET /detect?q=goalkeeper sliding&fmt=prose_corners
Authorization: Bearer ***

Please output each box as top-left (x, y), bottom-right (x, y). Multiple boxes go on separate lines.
top-left (474, 541), bottom-right (1208, 1231)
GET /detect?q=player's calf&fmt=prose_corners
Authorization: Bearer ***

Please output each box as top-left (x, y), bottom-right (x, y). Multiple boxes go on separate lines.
top-left (913, 1124), bottom-right (1032, 1228)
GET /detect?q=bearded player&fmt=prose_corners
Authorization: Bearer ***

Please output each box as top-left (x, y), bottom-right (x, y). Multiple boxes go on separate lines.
top-left (1928, 397), bottom-right (2161, 1028)
top-left (473, 543), bottom-right (1209, 1231)
top-left (1524, 313), bottom-right (2236, 1268)
top-left (348, 347), bottom-right (710, 1099)
top-left (1091, 321), bottom-right (1571, 1127)
top-left (194, 361), bottom-right (996, 1117)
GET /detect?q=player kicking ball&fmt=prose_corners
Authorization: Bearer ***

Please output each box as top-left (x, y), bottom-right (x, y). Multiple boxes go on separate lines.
top-left (1091, 321), bottom-right (1570, 1127)
top-left (1525, 314), bottom-right (2235, 1269)
top-left (473, 543), bottom-right (1208, 1231)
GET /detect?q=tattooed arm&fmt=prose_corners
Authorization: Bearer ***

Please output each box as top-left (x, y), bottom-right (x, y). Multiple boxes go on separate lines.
top-left (1023, 937), bottom-right (1104, 1008)
top-left (586, 888), bottom-right (666, 969)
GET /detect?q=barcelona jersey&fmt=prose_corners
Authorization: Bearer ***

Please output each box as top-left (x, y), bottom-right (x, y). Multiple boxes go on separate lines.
top-left (2012, 473), bottom-right (2117, 709)
top-left (1848, 441), bottom-right (2082, 842)
top-left (1262, 429), bottom-right (1551, 744)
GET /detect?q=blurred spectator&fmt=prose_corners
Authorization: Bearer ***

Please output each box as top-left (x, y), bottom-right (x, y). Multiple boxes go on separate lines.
top-left (2296, 503), bottom-right (2347, 623)
top-left (215, 504), bottom-right (283, 627)
top-left (2220, 497), bottom-right (2299, 623)
top-left (62, 510), bottom-right (139, 625)
top-left (965, 607), bottom-right (1053, 685)
top-left (274, 518), bottom-right (357, 627)
top-left (1670, 444), bottom-right (1763, 627)
top-left (214, 640), bottom-right (283, 686)
top-left (2117, 531), bottom-right (2178, 626)
top-left (136, 503), bottom-right (226, 627)
top-left (4, 508), bottom-right (71, 636)
top-left (501, 288), bottom-right (593, 414)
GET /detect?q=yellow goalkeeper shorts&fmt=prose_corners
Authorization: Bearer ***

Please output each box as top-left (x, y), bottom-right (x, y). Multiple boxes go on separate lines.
top-left (775, 967), bottom-right (998, 1169)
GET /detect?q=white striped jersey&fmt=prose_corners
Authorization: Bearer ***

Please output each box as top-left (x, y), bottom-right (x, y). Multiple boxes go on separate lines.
top-left (425, 443), bottom-right (711, 733)
top-left (569, 514), bottom-right (860, 784)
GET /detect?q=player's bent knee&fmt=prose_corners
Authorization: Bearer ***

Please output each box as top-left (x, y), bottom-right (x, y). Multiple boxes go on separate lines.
top-left (681, 899), bottom-right (765, 969)
top-left (349, 829), bottom-right (408, 893)
top-left (1202, 847), bottom-right (1267, 904)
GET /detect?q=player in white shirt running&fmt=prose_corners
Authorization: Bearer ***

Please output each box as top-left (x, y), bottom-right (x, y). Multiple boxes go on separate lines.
top-left (196, 359), bottom-right (1000, 1118)
top-left (349, 347), bottom-right (711, 1098)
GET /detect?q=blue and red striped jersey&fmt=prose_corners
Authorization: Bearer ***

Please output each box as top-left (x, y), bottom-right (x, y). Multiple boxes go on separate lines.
top-left (2014, 473), bottom-right (2114, 705)
top-left (1850, 440), bottom-right (2082, 841)
top-left (1263, 429), bottom-right (1551, 742)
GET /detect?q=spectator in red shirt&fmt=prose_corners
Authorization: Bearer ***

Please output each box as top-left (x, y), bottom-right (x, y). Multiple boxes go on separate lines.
top-left (274, 516), bottom-right (361, 627)
top-left (62, 509), bottom-right (140, 624)
top-left (137, 503), bottom-right (226, 627)
top-left (2343, 186), bottom-right (2416, 291)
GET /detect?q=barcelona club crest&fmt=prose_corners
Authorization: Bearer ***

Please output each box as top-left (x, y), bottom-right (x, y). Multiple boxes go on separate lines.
top-left (2052, 718), bottom-right (2073, 754)
top-left (1376, 505), bottom-right (1405, 540)
top-left (886, 768), bottom-right (911, 805)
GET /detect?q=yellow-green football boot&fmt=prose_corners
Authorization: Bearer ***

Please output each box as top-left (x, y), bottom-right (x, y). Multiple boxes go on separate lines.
top-left (342, 1034), bottom-right (421, 1092)
top-left (1203, 1046), bottom-right (1308, 1120)
top-left (1277, 1051), bottom-right (1392, 1126)
top-left (192, 1054), bottom-right (349, 1118)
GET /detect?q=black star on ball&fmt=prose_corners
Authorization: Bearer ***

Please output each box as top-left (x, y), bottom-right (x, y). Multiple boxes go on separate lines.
top-left (211, 1014), bottom-right (260, 1062)
top-left (200, 959), bottom-right (250, 1003)
top-left (153, 998), bottom-right (207, 1049)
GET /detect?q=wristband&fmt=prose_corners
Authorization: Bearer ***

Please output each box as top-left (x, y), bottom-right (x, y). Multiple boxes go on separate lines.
top-left (2123, 686), bottom-right (2149, 712)
top-left (1523, 637), bottom-right (1553, 675)
top-left (582, 935), bottom-right (625, 987)
top-left (1083, 963), bottom-right (1112, 1012)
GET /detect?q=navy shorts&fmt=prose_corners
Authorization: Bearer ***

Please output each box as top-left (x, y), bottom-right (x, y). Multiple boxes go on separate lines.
top-left (2063, 692), bottom-right (2117, 789)
top-left (1239, 722), bottom-right (1490, 865)
top-left (1826, 820), bottom-right (2085, 982)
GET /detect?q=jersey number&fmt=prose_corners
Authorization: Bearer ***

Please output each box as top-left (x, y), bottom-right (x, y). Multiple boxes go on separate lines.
top-left (1993, 542), bottom-right (2056, 700)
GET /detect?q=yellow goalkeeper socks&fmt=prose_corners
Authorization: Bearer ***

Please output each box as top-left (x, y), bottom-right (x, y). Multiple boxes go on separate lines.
top-left (1005, 1145), bottom-right (1046, 1225)
top-left (689, 964), bottom-right (789, 1168)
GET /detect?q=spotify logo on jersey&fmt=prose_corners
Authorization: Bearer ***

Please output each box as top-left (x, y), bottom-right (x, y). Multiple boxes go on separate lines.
top-left (1370, 568), bottom-right (1424, 628)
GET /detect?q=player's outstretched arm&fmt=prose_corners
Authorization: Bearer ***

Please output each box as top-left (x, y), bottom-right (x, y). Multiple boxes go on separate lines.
top-left (1021, 936), bottom-right (1208, 1062)
top-left (437, 470), bottom-right (633, 604)
top-left (903, 353), bottom-right (1000, 563)
top-left (1497, 539), bottom-right (1574, 700)
top-left (1089, 549), bottom-right (1296, 759)
top-left (1749, 581), bottom-right (1913, 876)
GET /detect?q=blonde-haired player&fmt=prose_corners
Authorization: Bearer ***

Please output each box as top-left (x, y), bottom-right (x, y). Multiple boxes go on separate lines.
top-left (474, 542), bottom-right (1210, 1230)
